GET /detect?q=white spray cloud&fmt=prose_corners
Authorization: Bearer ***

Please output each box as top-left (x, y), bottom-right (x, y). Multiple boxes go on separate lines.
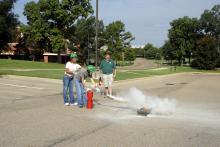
top-left (117, 87), bottom-right (177, 115)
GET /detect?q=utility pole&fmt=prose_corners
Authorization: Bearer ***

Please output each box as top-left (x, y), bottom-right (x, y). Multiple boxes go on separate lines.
top-left (218, 35), bottom-right (220, 53)
top-left (95, 0), bottom-right (99, 67)
top-left (87, 34), bottom-right (90, 64)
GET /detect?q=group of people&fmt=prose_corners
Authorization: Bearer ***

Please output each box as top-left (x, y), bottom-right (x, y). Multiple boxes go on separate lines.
top-left (63, 52), bottom-right (116, 108)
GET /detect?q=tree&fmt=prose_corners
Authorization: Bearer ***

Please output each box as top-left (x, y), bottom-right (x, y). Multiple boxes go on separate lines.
top-left (168, 16), bottom-right (200, 65)
top-left (23, 0), bottom-right (93, 62)
top-left (161, 40), bottom-right (177, 65)
top-left (200, 5), bottom-right (220, 38)
top-left (143, 43), bottom-right (161, 60)
top-left (200, 5), bottom-right (220, 67)
top-left (0, 0), bottom-right (19, 52)
top-left (124, 48), bottom-right (136, 61)
top-left (143, 43), bottom-right (154, 51)
top-left (71, 16), bottom-right (105, 64)
top-left (191, 36), bottom-right (218, 70)
top-left (104, 21), bottom-right (134, 60)
top-left (134, 48), bottom-right (144, 57)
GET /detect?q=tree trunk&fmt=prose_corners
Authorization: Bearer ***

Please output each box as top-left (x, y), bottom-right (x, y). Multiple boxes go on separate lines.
top-left (183, 58), bottom-right (186, 64)
top-left (32, 55), bottom-right (35, 61)
top-left (57, 52), bottom-right (62, 63)
top-left (178, 58), bottom-right (181, 66)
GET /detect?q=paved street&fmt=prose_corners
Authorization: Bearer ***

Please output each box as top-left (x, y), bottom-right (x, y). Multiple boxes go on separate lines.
top-left (0, 73), bottom-right (220, 147)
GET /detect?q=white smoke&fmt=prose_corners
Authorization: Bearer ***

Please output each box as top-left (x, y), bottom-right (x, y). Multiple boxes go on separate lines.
top-left (117, 87), bottom-right (176, 115)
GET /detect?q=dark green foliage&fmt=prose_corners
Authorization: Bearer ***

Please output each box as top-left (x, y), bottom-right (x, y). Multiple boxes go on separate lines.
top-left (162, 40), bottom-right (177, 63)
top-left (23, 0), bottom-right (93, 62)
top-left (162, 5), bottom-right (220, 69)
top-left (168, 16), bottom-right (200, 65)
top-left (143, 43), bottom-right (161, 60)
top-left (0, 0), bottom-right (19, 51)
top-left (191, 36), bottom-right (218, 70)
top-left (124, 48), bottom-right (136, 61)
top-left (104, 21), bottom-right (134, 60)
top-left (71, 16), bottom-right (104, 64)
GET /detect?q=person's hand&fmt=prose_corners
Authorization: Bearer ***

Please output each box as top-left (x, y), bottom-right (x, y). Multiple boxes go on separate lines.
top-left (94, 83), bottom-right (98, 88)
top-left (86, 88), bottom-right (91, 91)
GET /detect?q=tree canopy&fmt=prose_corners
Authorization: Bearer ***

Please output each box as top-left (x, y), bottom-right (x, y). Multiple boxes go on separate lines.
top-left (104, 21), bottom-right (134, 60)
top-left (23, 0), bottom-right (93, 62)
top-left (191, 36), bottom-right (218, 70)
top-left (168, 16), bottom-right (200, 65)
top-left (143, 43), bottom-right (161, 60)
top-left (0, 0), bottom-right (19, 52)
top-left (70, 16), bottom-right (105, 63)
top-left (22, 1), bottom-right (135, 63)
top-left (162, 4), bottom-right (220, 69)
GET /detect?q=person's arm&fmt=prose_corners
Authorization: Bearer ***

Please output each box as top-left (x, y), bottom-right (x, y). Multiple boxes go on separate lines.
top-left (90, 78), bottom-right (96, 87)
top-left (65, 62), bottom-right (73, 75)
top-left (113, 69), bottom-right (116, 78)
top-left (113, 61), bottom-right (116, 77)
top-left (77, 64), bottom-right (81, 69)
top-left (82, 71), bottom-right (88, 88)
top-left (65, 68), bottom-right (73, 75)
top-left (81, 77), bottom-right (86, 87)
top-left (74, 64), bottom-right (81, 74)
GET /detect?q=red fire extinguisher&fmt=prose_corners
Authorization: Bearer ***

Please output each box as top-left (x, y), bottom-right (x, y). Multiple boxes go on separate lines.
top-left (87, 90), bottom-right (93, 109)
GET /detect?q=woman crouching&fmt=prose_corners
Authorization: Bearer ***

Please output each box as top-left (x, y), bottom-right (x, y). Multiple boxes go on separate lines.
top-left (74, 65), bottom-right (96, 108)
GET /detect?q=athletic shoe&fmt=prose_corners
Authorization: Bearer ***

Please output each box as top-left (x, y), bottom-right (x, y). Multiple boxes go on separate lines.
top-left (107, 94), bottom-right (114, 100)
top-left (65, 103), bottom-right (70, 106)
top-left (70, 102), bottom-right (78, 106)
top-left (79, 105), bottom-right (83, 108)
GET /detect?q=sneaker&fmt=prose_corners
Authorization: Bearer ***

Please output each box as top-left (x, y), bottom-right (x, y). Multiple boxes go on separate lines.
top-left (70, 102), bottom-right (78, 106)
top-left (65, 103), bottom-right (70, 106)
top-left (107, 94), bottom-right (114, 100)
top-left (79, 105), bottom-right (83, 108)
top-left (104, 95), bottom-right (110, 99)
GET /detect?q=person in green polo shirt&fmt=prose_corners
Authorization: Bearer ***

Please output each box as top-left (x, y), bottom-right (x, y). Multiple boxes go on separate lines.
top-left (100, 53), bottom-right (116, 97)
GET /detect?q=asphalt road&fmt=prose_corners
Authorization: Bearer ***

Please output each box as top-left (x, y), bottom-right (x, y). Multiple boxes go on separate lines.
top-left (117, 58), bottom-right (159, 70)
top-left (0, 73), bottom-right (220, 147)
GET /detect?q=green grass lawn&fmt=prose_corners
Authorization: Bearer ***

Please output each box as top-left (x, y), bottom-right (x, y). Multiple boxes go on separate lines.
top-left (0, 59), bottom-right (220, 81)
top-left (0, 59), bottom-right (64, 69)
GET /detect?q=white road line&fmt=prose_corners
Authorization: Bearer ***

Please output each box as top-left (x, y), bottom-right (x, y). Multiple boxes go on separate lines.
top-left (0, 83), bottom-right (44, 90)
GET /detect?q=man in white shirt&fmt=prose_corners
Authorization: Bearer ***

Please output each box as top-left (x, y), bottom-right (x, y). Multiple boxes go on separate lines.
top-left (63, 53), bottom-right (81, 106)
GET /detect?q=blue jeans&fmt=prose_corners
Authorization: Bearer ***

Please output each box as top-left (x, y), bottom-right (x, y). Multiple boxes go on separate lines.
top-left (74, 79), bottom-right (87, 107)
top-left (63, 75), bottom-right (75, 104)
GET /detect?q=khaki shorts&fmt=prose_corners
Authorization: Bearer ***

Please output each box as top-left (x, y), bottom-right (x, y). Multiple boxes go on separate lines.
top-left (102, 74), bottom-right (113, 88)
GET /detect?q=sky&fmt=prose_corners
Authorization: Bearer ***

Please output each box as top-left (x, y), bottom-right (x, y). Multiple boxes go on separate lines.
top-left (13, 0), bottom-right (220, 47)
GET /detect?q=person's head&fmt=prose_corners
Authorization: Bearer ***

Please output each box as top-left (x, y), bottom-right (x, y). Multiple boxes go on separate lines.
top-left (75, 43), bottom-right (80, 49)
top-left (105, 53), bottom-right (111, 61)
top-left (70, 53), bottom-right (78, 63)
top-left (87, 65), bottom-right (96, 78)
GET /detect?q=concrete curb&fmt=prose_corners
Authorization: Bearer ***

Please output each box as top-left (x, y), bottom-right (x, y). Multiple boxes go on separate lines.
top-left (114, 72), bottom-right (220, 84)
top-left (1, 75), bottom-right (62, 84)
top-left (2, 72), bottom-right (219, 85)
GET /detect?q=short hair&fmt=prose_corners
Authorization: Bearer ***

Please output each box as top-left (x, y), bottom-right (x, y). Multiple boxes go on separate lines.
top-left (105, 51), bottom-right (111, 56)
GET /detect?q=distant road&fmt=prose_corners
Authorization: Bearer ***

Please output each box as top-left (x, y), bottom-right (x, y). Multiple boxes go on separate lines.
top-left (118, 58), bottom-right (159, 70)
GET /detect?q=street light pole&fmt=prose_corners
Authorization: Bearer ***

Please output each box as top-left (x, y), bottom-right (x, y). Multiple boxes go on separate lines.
top-left (218, 35), bottom-right (220, 53)
top-left (95, 0), bottom-right (99, 67)
top-left (87, 34), bottom-right (90, 64)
